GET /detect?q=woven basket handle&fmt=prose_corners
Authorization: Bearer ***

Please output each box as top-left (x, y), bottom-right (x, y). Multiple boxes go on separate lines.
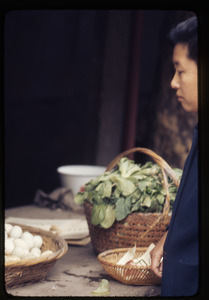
top-left (106, 147), bottom-right (180, 238)
top-left (106, 147), bottom-right (179, 186)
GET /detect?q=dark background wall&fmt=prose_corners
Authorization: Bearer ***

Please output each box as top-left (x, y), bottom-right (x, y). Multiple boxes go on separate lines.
top-left (4, 9), bottom-right (196, 208)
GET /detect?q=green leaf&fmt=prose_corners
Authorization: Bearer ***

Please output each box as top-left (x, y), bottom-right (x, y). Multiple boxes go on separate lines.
top-left (91, 204), bottom-right (105, 226)
top-left (125, 196), bottom-right (132, 212)
top-left (112, 176), bottom-right (136, 196)
top-left (141, 161), bottom-right (153, 169)
top-left (131, 200), bottom-right (141, 212)
top-left (115, 197), bottom-right (125, 221)
top-left (156, 193), bottom-right (165, 204)
top-left (149, 198), bottom-right (160, 212)
top-left (86, 191), bottom-right (94, 203)
top-left (115, 197), bottom-right (131, 221)
top-left (130, 190), bottom-right (141, 203)
top-left (150, 164), bottom-right (161, 175)
top-left (91, 279), bottom-right (110, 296)
top-left (172, 168), bottom-right (183, 179)
top-left (118, 157), bottom-right (141, 177)
top-left (95, 180), bottom-right (112, 198)
top-left (74, 192), bottom-right (87, 204)
top-left (92, 193), bottom-right (103, 205)
top-left (141, 196), bottom-right (152, 208)
top-left (132, 174), bottom-right (147, 180)
top-left (138, 180), bottom-right (151, 192)
top-left (112, 185), bottom-right (121, 198)
top-left (98, 169), bottom-right (119, 182)
top-left (84, 176), bottom-right (102, 191)
top-left (100, 205), bottom-right (116, 228)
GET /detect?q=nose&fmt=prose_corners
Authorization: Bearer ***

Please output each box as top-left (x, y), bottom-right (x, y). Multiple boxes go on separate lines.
top-left (170, 71), bottom-right (180, 90)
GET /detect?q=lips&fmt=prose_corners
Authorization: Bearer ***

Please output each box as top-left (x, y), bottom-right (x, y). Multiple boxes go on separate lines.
top-left (177, 94), bottom-right (183, 101)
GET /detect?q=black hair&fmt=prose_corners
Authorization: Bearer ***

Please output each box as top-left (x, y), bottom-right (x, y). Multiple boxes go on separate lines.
top-left (169, 16), bottom-right (197, 63)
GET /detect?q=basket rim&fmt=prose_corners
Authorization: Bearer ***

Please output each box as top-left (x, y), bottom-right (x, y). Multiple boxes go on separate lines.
top-left (5, 223), bottom-right (68, 268)
top-left (97, 247), bottom-right (152, 270)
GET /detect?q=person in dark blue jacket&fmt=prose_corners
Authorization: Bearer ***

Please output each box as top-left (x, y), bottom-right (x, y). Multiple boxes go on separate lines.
top-left (150, 16), bottom-right (198, 296)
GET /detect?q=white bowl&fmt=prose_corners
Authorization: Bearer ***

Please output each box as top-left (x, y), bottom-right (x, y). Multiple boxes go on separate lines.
top-left (57, 165), bottom-right (106, 195)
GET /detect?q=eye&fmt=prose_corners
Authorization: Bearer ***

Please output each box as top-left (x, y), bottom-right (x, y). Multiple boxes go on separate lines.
top-left (177, 70), bottom-right (184, 76)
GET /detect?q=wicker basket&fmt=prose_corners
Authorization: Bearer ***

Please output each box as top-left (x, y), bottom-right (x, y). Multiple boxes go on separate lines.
top-left (97, 247), bottom-right (161, 286)
top-left (84, 147), bottom-right (180, 254)
top-left (5, 223), bottom-right (68, 289)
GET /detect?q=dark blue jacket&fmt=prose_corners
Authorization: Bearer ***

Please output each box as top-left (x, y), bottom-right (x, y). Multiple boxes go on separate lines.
top-left (161, 124), bottom-right (199, 296)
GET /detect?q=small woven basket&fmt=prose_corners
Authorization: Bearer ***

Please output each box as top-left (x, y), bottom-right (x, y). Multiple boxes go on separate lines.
top-left (5, 223), bottom-right (68, 289)
top-left (84, 147), bottom-right (180, 254)
top-left (97, 247), bottom-right (161, 286)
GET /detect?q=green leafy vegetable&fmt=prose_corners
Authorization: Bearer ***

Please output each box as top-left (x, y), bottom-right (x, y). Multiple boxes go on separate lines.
top-left (91, 279), bottom-right (110, 296)
top-left (141, 195), bottom-right (152, 208)
top-left (100, 205), bottom-right (115, 228)
top-left (74, 192), bottom-right (88, 205)
top-left (74, 157), bottom-right (182, 229)
top-left (111, 176), bottom-right (136, 196)
top-left (91, 204), bottom-right (106, 226)
top-left (119, 157), bottom-right (141, 177)
top-left (95, 180), bottom-right (112, 198)
top-left (115, 197), bottom-right (132, 221)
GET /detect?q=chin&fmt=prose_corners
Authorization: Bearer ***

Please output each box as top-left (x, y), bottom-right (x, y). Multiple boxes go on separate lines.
top-left (182, 106), bottom-right (198, 113)
top-left (181, 102), bottom-right (197, 113)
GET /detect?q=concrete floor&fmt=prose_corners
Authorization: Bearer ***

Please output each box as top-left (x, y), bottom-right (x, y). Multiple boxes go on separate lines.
top-left (5, 205), bottom-right (161, 297)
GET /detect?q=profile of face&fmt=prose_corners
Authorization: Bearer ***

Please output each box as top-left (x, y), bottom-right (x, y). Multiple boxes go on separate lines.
top-left (170, 43), bottom-right (198, 113)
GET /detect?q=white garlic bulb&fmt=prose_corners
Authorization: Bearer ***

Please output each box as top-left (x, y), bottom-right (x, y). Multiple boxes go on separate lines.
top-left (5, 238), bottom-right (15, 255)
top-left (10, 225), bottom-right (22, 238)
top-left (22, 231), bottom-right (34, 250)
top-left (12, 246), bottom-right (29, 259)
top-left (5, 223), bottom-right (13, 234)
top-left (13, 238), bottom-right (29, 251)
top-left (33, 235), bottom-right (43, 248)
top-left (30, 247), bottom-right (41, 257)
top-left (41, 250), bottom-right (53, 257)
top-left (4, 222), bottom-right (54, 263)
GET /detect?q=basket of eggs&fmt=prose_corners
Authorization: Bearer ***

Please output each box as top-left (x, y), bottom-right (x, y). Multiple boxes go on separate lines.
top-left (5, 223), bottom-right (68, 289)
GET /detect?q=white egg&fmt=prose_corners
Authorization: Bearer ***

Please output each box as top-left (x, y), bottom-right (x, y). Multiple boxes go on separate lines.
top-left (5, 223), bottom-right (13, 234)
top-left (33, 235), bottom-right (43, 249)
top-left (30, 247), bottom-right (41, 257)
top-left (5, 231), bottom-right (8, 240)
top-left (5, 238), bottom-right (15, 255)
top-left (13, 238), bottom-right (29, 250)
top-left (12, 247), bottom-right (29, 259)
top-left (22, 231), bottom-right (34, 250)
top-left (41, 250), bottom-right (53, 257)
top-left (10, 225), bottom-right (23, 238)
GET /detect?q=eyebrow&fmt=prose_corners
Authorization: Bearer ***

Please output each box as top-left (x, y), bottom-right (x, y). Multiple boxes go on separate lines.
top-left (173, 60), bottom-right (181, 68)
